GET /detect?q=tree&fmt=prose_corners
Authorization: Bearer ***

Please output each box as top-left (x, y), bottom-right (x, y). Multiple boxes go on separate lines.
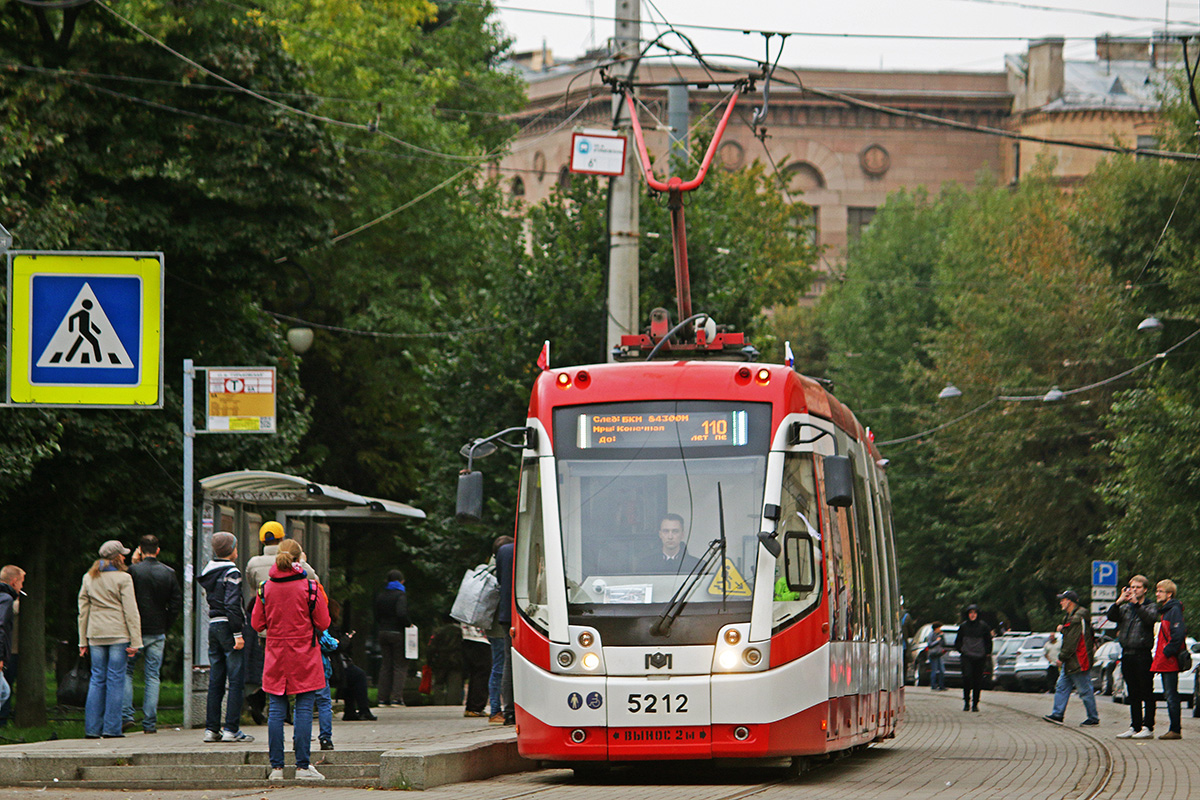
top-left (0, 0), bottom-right (344, 724)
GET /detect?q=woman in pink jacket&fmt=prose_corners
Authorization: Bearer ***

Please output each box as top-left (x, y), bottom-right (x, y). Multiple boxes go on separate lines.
top-left (251, 539), bottom-right (331, 780)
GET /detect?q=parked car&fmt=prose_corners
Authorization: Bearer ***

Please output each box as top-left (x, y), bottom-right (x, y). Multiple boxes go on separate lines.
top-left (1090, 640), bottom-right (1123, 694)
top-left (913, 624), bottom-right (994, 688)
top-left (1113, 638), bottom-right (1199, 707)
top-left (992, 633), bottom-right (1034, 691)
top-left (906, 623), bottom-right (934, 685)
top-left (1008, 633), bottom-right (1054, 692)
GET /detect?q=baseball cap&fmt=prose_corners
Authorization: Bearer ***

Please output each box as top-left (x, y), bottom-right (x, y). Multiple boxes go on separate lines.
top-left (259, 520), bottom-right (285, 544)
top-left (1056, 590), bottom-right (1079, 604)
top-left (98, 540), bottom-right (131, 559)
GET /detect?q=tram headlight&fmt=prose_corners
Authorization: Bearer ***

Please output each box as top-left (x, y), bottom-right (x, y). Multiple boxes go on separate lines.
top-left (557, 650), bottom-right (575, 668)
top-left (719, 650), bottom-right (739, 670)
top-left (578, 631), bottom-right (594, 648)
top-left (723, 629), bottom-right (741, 646)
top-left (755, 368), bottom-right (771, 385)
top-left (581, 652), bottom-right (600, 671)
top-left (743, 648), bottom-right (763, 667)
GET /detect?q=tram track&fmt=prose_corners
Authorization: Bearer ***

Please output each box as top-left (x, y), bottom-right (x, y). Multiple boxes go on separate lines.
top-left (985, 696), bottom-right (1115, 800)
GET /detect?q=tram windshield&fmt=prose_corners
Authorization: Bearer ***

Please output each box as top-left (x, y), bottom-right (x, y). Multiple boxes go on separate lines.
top-left (552, 401), bottom-right (770, 617)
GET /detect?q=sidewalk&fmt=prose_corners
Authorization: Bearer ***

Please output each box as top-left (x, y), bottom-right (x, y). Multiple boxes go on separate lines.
top-left (0, 704), bottom-right (529, 790)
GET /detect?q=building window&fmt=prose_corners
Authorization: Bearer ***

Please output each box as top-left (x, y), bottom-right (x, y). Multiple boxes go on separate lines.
top-left (510, 177), bottom-right (526, 198)
top-left (1136, 135), bottom-right (1158, 161)
top-left (792, 206), bottom-right (819, 246)
top-left (784, 162), bottom-right (826, 193)
top-left (847, 207), bottom-right (877, 241)
top-left (557, 166), bottom-right (572, 191)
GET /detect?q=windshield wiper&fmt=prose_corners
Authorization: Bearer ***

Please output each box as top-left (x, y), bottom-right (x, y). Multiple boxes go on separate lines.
top-left (650, 483), bottom-right (729, 637)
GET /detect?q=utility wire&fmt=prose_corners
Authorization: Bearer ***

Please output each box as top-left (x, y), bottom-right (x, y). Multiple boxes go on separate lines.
top-left (876, 327), bottom-right (1200, 446)
top-left (474, 0), bottom-right (1197, 40)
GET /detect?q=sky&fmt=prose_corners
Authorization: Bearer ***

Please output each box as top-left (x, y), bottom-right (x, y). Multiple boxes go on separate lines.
top-left (491, 0), bottom-right (1200, 72)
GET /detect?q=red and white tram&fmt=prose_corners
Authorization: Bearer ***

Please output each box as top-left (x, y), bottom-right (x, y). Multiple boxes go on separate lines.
top-left (457, 78), bottom-right (902, 766)
top-left (460, 357), bottom-right (903, 764)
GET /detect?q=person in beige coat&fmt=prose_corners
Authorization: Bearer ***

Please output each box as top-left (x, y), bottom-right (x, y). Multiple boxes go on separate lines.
top-left (78, 540), bottom-right (142, 738)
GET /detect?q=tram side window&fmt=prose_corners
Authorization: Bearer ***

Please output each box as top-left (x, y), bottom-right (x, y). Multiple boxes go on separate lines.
top-left (773, 454), bottom-right (822, 629)
top-left (853, 463), bottom-right (878, 643)
top-left (514, 461), bottom-right (549, 632)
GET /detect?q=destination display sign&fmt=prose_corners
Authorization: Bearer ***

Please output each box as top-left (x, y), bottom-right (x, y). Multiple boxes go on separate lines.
top-left (576, 409), bottom-right (749, 449)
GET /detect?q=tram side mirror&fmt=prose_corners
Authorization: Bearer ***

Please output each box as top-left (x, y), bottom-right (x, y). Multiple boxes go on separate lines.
top-left (456, 471), bottom-right (484, 522)
top-left (783, 531), bottom-right (817, 592)
top-left (824, 455), bottom-right (854, 508)
top-left (757, 531), bottom-right (781, 558)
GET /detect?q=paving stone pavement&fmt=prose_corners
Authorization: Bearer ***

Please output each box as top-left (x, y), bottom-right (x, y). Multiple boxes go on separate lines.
top-left (2, 687), bottom-right (1198, 799)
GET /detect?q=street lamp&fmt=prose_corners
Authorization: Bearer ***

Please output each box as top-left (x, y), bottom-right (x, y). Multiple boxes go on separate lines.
top-left (938, 383), bottom-right (963, 400)
top-left (287, 327), bottom-right (314, 354)
top-left (1137, 316), bottom-right (1164, 332)
top-left (1042, 386), bottom-right (1065, 402)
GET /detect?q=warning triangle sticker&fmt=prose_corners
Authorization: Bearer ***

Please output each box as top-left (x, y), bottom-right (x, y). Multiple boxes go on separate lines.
top-left (707, 558), bottom-right (752, 597)
top-left (35, 283), bottom-right (134, 369)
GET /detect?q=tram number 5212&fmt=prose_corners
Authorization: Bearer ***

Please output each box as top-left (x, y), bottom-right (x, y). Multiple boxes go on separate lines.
top-left (627, 693), bottom-right (689, 713)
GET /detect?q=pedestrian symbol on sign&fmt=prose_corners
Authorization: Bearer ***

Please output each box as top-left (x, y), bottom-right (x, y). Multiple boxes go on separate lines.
top-left (35, 283), bottom-right (133, 369)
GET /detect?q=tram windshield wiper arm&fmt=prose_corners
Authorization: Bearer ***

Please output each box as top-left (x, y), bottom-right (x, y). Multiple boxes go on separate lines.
top-left (650, 532), bottom-right (726, 637)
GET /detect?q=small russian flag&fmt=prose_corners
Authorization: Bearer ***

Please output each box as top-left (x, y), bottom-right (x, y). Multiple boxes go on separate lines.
top-left (537, 340), bottom-right (550, 371)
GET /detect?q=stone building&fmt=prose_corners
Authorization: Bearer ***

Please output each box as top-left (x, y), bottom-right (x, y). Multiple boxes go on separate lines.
top-left (499, 35), bottom-right (1184, 286)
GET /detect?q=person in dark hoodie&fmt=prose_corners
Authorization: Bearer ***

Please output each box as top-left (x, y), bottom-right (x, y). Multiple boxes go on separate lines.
top-left (1042, 590), bottom-right (1098, 727)
top-left (1151, 579), bottom-right (1187, 739)
top-left (198, 532), bottom-right (253, 743)
top-left (373, 569), bottom-right (410, 706)
top-left (954, 604), bottom-right (992, 712)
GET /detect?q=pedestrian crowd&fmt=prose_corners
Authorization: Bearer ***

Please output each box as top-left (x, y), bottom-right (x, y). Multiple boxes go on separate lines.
top-left (0, 522), bottom-right (517, 780)
top-left (916, 575), bottom-right (1190, 742)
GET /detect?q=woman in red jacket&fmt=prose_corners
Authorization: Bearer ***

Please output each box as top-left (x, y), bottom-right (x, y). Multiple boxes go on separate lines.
top-left (251, 539), bottom-right (331, 780)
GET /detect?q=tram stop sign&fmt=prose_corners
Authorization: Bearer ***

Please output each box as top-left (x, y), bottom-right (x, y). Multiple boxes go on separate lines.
top-left (6, 251), bottom-right (164, 407)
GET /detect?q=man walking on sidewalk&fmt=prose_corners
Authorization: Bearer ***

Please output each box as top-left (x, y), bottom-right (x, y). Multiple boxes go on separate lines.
top-left (1043, 590), bottom-right (1099, 727)
top-left (123, 536), bottom-right (182, 734)
top-left (1108, 575), bottom-right (1157, 739)
top-left (199, 532), bottom-right (254, 743)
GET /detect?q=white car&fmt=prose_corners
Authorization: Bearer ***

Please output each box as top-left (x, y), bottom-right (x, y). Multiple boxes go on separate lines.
top-left (1012, 632), bottom-right (1054, 692)
top-left (1111, 638), bottom-right (1199, 708)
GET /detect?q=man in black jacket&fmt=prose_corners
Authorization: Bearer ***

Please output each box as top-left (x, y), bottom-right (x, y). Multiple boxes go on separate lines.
top-left (374, 570), bottom-right (410, 706)
top-left (122, 535), bottom-right (182, 734)
top-left (1108, 574), bottom-right (1157, 739)
top-left (198, 532), bottom-right (253, 743)
top-left (954, 604), bottom-right (993, 712)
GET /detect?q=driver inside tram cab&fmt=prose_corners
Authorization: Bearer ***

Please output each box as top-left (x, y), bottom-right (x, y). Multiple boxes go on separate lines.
top-left (640, 514), bottom-right (700, 574)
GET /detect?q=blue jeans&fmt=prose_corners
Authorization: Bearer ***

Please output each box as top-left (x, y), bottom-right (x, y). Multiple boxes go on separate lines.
top-left (488, 637), bottom-right (505, 716)
top-left (123, 634), bottom-right (166, 730)
top-left (1052, 669), bottom-right (1099, 722)
top-left (205, 622), bottom-right (245, 733)
top-left (86, 643), bottom-right (130, 737)
top-left (1161, 670), bottom-right (1181, 733)
top-left (269, 691), bottom-right (315, 770)
top-left (929, 656), bottom-right (946, 690)
top-left (316, 680), bottom-right (332, 741)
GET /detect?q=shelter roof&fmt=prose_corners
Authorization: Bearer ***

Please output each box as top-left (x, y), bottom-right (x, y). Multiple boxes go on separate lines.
top-left (200, 470), bottom-right (425, 521)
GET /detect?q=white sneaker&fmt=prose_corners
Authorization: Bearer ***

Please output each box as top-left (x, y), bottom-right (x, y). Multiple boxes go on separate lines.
top-left (268, 768), bottom-right (284, 781)
top-left (1132, 728), bottom-right (1154, 739)
top-left (1116, 728), bottom-right (1136, 739)
top-left (295, 766), bottom-right (325, 781)
top-left (220, 729), bottom-right (254, 743)
top-left (203, 729), bottom-right (220, 743)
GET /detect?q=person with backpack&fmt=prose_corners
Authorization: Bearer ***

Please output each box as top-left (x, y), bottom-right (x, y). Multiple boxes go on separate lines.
top-left (374, 569), bottom-right (410, 706)
top-left (1151, 578), bottom-right (1187, 740)
top-left (1043, 590), bottom-right (1099, 727)
top-left (251, 539), bottom-right (331, 781)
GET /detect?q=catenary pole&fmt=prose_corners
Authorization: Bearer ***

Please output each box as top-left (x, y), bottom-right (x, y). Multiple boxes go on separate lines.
top-left (606, 0), bottom-right (640, 360)
top-left (182, 359), bottom-right (195, 728)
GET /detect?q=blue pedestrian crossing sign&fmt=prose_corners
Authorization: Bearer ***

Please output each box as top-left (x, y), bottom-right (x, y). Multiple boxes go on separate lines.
top-left (7, 252), bottom-right (163, 407)
top-left (1092, 560), bottom-right (1118, 587)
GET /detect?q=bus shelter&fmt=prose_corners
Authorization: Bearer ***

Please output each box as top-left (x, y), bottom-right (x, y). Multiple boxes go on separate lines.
top-left (184, 469), bottom-right (425, 726)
